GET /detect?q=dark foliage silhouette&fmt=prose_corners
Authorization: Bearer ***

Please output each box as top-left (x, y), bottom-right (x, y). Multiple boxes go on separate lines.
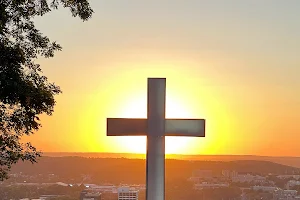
top-left (0, 0), bottom-right (93, 180)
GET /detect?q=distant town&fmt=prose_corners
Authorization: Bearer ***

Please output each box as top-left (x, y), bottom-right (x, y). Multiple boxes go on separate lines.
top-left (2, 157), bottom-right (300, 200)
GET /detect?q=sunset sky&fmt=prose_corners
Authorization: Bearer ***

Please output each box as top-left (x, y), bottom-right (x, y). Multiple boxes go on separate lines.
top-left (25, 0), bottom-right (300, 156)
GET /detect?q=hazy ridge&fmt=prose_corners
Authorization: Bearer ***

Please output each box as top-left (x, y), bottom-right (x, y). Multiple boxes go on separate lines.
top-left (42, 152), bottom-right (300, 168)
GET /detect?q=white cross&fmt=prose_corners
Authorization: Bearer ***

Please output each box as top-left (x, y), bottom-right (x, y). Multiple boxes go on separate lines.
top-left (106, 78), bottom-right (205, 200)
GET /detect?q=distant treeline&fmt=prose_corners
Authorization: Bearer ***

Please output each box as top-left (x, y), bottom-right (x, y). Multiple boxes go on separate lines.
top-left (9, 157), bottom-right (300, 184)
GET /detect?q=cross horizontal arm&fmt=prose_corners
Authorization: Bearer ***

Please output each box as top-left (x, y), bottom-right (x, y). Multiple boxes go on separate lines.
top-left (165, 119), bottom-right (205, 137)
top-left (107, 118), bottom-right (205, 137)
top-left (107, 118), bottom-right (147, 136)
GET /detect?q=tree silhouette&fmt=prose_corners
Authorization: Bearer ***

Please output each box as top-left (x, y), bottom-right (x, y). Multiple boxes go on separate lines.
top-left (0, 0), bottom-right (93, 180)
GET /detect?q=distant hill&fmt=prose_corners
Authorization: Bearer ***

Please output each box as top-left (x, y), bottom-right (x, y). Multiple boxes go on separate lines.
top-left (42, 152), bottom-right (300, 168)
top-left (9, 157), bottom-right (300, 184)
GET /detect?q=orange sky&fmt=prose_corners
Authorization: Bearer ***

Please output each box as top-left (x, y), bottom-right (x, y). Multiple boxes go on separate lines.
top-left (24, 0), bottom-right (300, 156)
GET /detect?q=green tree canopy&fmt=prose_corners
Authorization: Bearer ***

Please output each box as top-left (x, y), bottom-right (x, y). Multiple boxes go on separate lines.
top-left (0, 0), bottom-right (93, 180)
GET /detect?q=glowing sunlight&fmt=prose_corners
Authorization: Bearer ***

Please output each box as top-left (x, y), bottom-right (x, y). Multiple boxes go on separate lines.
top-left (112, 93), bottom-right (199, 154)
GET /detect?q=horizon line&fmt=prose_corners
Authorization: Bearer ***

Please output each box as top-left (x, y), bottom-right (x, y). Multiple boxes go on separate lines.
top-left (41, 152), bottom-right (300, 158)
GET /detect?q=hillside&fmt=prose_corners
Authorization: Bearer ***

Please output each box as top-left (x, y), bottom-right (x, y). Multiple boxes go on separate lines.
top-left (42, 153), bottom-right (300, 168)
top-left (9, 157), bottom-right (300, 184)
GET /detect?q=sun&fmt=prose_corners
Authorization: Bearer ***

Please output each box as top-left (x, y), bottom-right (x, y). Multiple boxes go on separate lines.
top-left (113, 94), bottom-right (197, 155)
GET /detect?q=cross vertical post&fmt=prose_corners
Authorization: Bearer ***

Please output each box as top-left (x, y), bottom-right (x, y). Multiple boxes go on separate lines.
top-left (146, 78), bottom-right (166, 200)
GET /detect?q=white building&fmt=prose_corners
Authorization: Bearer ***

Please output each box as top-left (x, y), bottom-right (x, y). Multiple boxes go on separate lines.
top-left (278, 175), bottom-right (300, 180)
top-left (273, 189), bottom-right (298, 200)
top-left (118, 187), bottom-right (139, 200)
top-left (287, 180), bottom-right (300, 189)
top-left (222, 170), bottom-right (238, 178)
top-left (194, 182), bottom-right (229, 190)
top-left (232, 174), bottom-right (266, 183)
top-left (80, 190), bottom-right (101, 200)
top-left (84, 184), bottom-right (117, 193)
top-left (252, 185), bottom-right (278, 192)
top-left (120, 184), bottom-right (146, 191)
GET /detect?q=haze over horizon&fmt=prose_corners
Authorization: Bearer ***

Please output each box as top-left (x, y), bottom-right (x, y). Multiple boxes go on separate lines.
top-left (41, 152), bottom-right (300, 159)
top-left (41, 152), bottom-right (300, 169)
top-left (23, 0), bottom-right (300, 157)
